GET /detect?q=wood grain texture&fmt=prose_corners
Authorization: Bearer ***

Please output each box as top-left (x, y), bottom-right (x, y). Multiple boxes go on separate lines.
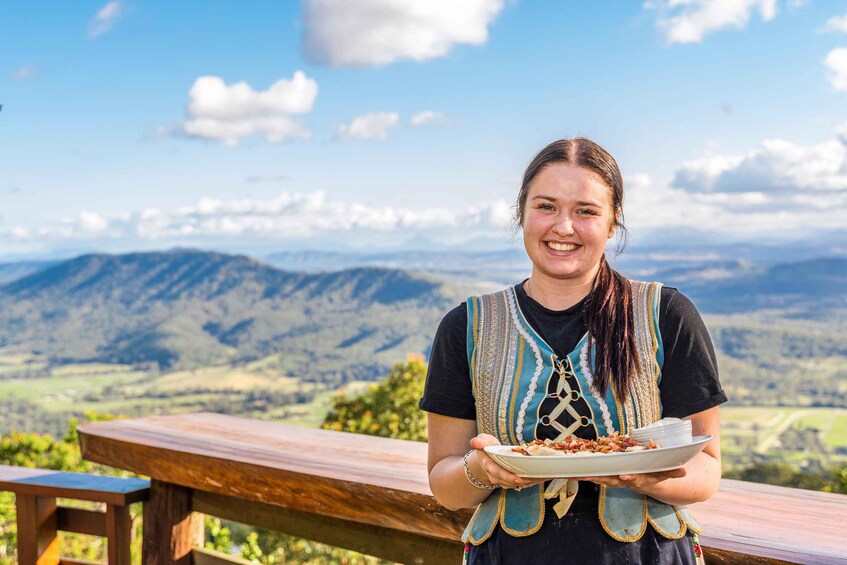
top-left (105, 503), bottom-right (132, 565)
top-left (56, 506), bottom-right (106, 537)
top-left (16, 494), bottom-right (60, 565)
top-left (78, 412), bottom-right (847, 564)
top-left (141, 480), bottom-right (202, 565)
top-left (194, 489), bottom-right (464, 564)
top-left (0, 464), bottom-right (149, 506)
top-left (79, 412), bottom-right (472, 541)
top-left (691, 479), bottom-right (847, 564)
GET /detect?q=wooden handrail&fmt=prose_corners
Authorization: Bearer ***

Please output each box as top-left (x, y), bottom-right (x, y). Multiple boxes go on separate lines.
top-left (76, 412), bottom-right (847, 564)
top-left (0, 464), bottom-right (149, 565)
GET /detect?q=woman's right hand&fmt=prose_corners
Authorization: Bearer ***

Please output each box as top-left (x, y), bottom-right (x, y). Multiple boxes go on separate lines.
top-left (468, 434), bottom-right (547, 491)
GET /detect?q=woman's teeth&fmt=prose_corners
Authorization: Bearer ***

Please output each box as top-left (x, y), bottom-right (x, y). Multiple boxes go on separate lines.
top-left (547, 242), bottom-right (578, 251)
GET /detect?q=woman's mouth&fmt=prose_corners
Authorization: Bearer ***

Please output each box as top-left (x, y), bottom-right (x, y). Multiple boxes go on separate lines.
top-left (546, 241), bottom-right (579, 252)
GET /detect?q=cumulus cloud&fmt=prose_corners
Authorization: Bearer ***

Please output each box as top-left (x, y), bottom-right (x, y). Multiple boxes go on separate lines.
top-left (645, 0), bottom-right (777, 44)
top-left (410, 110), bottom-right (447, 126)
top-left (3, 192), bottom-right (514, 249)
top-left (302, 0), bottom-right (505, 67)
top-left (824, 14), bottom-right (847, 33)
top-left (673, 138), bottom-right (847, 195)
top-left (824, 48), bottom-right (847, 92)
top-left (179, 72), bottom-right (318, 146)
top-left (335, 112), bottom-right (399, 140)
top-left (88, 1), bottom-right (125, 39)
top-left (11, 64), bottom-right (38, 81)
top-left (623, 128), bottom-right (847, 235)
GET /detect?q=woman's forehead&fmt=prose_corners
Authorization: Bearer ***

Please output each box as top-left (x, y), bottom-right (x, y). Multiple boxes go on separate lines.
top-left (528, 164), bottom-right (612, 202)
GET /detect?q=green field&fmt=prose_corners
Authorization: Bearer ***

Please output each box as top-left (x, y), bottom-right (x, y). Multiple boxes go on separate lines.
top-left (720, 406), bottom-right (847, 469)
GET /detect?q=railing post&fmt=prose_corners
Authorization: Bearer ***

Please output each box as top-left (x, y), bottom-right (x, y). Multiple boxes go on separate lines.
top-left (105, 503), bottom-right (132, 565)
top-left (15, 493), bottom-right (60, 565)
top-left (142, 480), bottom-right (203, 564)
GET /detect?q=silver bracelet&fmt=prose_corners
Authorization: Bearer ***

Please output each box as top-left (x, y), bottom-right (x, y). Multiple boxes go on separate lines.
top-left (463, 450), bottom-right (497, 490)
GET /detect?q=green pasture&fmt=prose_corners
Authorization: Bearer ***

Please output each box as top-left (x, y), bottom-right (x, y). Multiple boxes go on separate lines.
top-left (0, 370), bottom-right (146, 411)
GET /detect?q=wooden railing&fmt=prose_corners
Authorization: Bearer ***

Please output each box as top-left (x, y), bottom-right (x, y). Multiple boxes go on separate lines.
top-left (0, 464), bottom-right (149, 564)
top-left (3, 411), bottom-right (838, 564)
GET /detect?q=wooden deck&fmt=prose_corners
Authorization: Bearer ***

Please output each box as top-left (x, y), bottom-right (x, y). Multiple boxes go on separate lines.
top-left (76, 412), bottom-right (847, 564)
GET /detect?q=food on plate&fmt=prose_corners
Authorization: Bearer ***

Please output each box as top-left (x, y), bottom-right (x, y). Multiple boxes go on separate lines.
top-left (512, 432), bottom-right (659, 456)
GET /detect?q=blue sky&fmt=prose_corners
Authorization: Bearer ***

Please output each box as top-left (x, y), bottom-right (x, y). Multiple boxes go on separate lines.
top-left (2, 0), bottom-right (846, 259)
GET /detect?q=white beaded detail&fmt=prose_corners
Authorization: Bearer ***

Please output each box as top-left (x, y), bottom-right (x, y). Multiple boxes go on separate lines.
top-left (579, 340), bottom-right (615, 435)
top-left (506, 288), bottom-right (544, 444)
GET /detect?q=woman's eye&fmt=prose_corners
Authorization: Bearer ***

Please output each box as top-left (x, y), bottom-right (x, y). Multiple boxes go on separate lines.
top-left (577, 208), bottom-right (599, 216)
top-left (538, 203), bottom-right (555, 211)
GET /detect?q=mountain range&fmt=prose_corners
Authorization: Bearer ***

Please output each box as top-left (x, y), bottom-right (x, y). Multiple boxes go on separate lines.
top-left (0, 248), bottom-right (844, 382)
top-left (0, 250), bottom-right (462, 379)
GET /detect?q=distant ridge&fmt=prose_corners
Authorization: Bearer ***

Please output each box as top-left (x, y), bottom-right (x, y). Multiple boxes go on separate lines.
top-left (0, 249), bottom-right (458, 376)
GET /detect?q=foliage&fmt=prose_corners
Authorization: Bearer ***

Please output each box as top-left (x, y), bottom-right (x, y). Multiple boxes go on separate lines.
top-left (321, 356), bottom-right (428, 441)
top-left (725, 461), bottom-right (847, 493)
top-left (0, 412), bottom-right (144, 564)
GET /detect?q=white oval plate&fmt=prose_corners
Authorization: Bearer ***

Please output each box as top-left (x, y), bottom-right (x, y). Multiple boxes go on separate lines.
top-left (483, 435), bottom-right (712, 478)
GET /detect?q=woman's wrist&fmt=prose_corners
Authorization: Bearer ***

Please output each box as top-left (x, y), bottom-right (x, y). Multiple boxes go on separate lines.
top-left (463, 450), bottom-right (497, 490)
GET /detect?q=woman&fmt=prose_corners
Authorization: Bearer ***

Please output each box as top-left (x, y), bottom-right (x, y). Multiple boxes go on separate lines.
top-left (420, 138), bottom-right (726, 564)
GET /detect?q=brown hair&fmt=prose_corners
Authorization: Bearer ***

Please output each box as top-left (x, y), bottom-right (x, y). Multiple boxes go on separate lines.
top-left (515, 138), bottom-right (639, 401)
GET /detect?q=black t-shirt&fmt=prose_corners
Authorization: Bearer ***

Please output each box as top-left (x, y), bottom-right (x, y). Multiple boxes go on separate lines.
top-left (419, 282), bottom-right (726, 564)
top-left (420, 282), bottom-right (726, 427)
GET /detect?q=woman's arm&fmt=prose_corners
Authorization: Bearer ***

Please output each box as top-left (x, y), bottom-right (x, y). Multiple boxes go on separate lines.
top-left (582, 405), bottom-right (722, 505)
top-left (427, 413), bottom-right (545, 510)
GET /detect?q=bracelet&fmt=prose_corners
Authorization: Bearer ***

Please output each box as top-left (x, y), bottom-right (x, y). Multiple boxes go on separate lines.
top-left (463, 450), bottom-right (497, 490)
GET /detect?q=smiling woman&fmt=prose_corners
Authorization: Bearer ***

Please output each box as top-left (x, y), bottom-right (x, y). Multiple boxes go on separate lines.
top-left (420, 138), bottom-right (727, 565)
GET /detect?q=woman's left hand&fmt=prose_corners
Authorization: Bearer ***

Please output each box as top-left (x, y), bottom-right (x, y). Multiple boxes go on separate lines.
top-left (578, 467), bottom-right (686, 493)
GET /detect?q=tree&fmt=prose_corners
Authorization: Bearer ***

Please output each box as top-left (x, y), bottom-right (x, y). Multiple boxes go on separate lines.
top-left (321, 356), bottom-right (427, 441)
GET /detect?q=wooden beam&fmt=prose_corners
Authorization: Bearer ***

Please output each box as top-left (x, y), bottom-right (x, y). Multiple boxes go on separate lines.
top-left (142, 480), bottom-right (202, 565)
top-left (56, 506), bottom-right (106, 537)
top-left (106, 503), bottom-right (132, 565)
top-left (15, 494), bottom-right (60, 565)
top-left (0, 464), bottom-right (149, 506)
top-left (194, 489), bottom-right (464, 565)
top-left (191, 547), bottom-right (253, 565)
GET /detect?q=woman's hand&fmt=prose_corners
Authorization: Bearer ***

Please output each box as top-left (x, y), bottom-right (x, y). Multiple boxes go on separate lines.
top-left (578, 467), bottom-right (686, 493)
top-left (468, 434), bottom-right (548, 491)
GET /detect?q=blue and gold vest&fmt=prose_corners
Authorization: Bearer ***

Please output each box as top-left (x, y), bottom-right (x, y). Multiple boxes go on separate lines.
top-left (462, 281), bottom-right (702, 544)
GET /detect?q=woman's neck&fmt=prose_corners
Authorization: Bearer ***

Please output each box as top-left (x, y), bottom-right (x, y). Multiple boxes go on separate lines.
top-left (525, 267), bottom-right (598, 311)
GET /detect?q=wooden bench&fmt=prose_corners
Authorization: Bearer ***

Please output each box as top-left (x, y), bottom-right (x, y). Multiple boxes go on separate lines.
top-left (0, 464), bottom-right (150, 565)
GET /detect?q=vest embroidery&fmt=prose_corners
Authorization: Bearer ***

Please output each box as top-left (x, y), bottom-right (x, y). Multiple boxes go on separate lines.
top-left (461, 280), bottom-right (699, 545)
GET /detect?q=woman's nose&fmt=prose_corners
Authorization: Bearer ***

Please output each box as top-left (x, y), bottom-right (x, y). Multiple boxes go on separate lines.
top-left (552, 216), bottom-right (574, 236)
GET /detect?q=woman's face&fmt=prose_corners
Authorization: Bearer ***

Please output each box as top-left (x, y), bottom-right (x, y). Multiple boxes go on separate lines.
top-left (522, 163), bottom-right (617, 285)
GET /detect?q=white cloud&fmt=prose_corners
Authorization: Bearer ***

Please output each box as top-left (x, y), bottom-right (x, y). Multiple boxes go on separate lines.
top-left (11, 64), bottom-right (38, 81)
top-left (825, 14), bottom-right (847, 33)
top-left (302, 0), bottom-right (505, 67)
top-left (837, 120), bottom-right (847, 144)
top-left (673, 138), bottom-right (847, 195)
top-left (78, 211), bottom-right (109, 233)
top-left (824, 47), bottom-right (847, 92)
top-left (180, 72), bottom-right (318, 146)
top-left (410, 110), bottom-right (447, 126)
top-left (335, 112), bottom-right (399, 140)
top-left (88, 1), bottom-right (125, 39)
top-left (645, 0), bottom-right (777, 44)
top-left (4, 192), bottom-right (514, 248)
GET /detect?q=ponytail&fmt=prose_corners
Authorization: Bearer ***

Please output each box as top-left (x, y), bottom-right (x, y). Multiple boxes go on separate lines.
top-left (584, 255), bottom-right (639, 401)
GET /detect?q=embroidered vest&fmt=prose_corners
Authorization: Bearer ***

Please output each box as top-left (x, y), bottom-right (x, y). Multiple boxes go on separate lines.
top-left (462, 281), bottom-right (702, 544)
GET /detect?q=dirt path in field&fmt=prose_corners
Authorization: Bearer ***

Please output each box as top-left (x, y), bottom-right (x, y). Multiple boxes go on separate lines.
top-left (756, 409), bottom-right (811, 454)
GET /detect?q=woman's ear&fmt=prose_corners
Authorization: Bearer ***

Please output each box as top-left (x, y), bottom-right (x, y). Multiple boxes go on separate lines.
top-left (609, 209), bottom-right (621, 238)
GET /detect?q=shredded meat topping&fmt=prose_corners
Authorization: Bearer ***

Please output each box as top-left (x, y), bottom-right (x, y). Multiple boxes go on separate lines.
top-left (512, 432), bottom-right (659, 455)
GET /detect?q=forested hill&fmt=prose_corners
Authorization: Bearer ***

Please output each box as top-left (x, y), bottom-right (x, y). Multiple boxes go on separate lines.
top-left (0, 249), bottom-right (460, 377)
top-left (678, 257), bottom-right (847, 313)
